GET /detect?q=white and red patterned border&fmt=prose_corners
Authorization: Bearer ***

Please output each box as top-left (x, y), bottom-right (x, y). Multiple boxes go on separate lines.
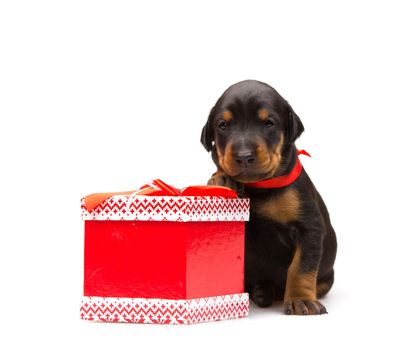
top-left (80, 293), bottom-right (249, 324)
top-left (81, 195), bottom-right (250, 222)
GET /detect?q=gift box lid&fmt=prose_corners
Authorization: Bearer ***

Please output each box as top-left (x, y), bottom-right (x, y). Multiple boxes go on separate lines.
top-left (81, 179), bottom-right (250, 222)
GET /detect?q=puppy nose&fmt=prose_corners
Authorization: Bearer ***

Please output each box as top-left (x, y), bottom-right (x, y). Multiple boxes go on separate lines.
top-left (234, 151), bottom-right (256, 166)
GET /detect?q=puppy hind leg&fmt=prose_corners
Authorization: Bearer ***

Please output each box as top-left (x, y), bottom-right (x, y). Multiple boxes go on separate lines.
top-left (251, 281), bottom-right (276, 308)
top-left (317, 269), bottom-right (335, 299)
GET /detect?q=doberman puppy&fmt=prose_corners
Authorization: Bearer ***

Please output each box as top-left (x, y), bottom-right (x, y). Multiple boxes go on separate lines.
top-left (201, 80), bottom-right (337, 315)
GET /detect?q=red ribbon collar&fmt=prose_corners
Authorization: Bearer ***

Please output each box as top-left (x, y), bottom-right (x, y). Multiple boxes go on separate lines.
top-left (244, 150), bottom-right (311, 189)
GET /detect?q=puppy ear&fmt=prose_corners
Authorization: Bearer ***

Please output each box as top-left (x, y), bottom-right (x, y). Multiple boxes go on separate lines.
top-left (200, 107), bottom-right (215, 152)
top-left (286, 105), bottom-right (304, 143)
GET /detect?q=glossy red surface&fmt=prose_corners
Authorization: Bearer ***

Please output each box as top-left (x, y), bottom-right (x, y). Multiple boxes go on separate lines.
top-left (185, 222), bottom-right (244, 298)
top-left (84, 221), bottom-right (245, 299)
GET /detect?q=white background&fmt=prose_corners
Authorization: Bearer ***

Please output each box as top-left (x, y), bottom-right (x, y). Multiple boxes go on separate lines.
top-left (1, 0), bottom-right (401, 349)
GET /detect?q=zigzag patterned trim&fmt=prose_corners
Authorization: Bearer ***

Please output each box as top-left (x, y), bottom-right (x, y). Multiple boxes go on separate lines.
top-left (81, 195), bottom-right (250, 222)
top-left (80, 293), bottom-right (249, 324)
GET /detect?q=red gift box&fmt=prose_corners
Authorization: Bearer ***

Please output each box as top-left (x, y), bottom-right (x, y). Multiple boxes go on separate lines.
top-left (80, 180), bottom-right (250, 324)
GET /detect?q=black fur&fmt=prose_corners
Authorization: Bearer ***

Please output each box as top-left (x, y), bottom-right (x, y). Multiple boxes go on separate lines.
top-left (201, 80), bottom-right (337, 315)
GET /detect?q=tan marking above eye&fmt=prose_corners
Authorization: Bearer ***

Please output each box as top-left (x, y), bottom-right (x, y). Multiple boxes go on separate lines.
top-left (258, 108), bottom-right (269, 121)
top-left (222, 110), bottom-right (233, 122)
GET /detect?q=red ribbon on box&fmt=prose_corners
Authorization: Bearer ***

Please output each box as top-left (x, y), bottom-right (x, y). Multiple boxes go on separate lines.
top-left (83, 179), bottom-right (238, 212)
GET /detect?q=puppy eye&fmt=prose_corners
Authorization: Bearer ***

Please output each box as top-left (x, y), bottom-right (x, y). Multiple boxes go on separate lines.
top-left (218, 120), bottom-right (229, 130)
top-left (264, 120), bottom-right (274, 128)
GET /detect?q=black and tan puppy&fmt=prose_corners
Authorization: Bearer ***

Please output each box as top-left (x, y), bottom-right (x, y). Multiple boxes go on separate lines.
top-left (201, 80), bottom-right (337, 315)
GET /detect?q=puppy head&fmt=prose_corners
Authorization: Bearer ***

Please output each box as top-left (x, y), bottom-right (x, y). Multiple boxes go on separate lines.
top-left (201, 80), bottom-right (304, 182)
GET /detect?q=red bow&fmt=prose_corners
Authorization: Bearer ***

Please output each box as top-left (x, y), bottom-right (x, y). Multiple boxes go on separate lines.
top-left (83, 179), bottom-right (238, 212)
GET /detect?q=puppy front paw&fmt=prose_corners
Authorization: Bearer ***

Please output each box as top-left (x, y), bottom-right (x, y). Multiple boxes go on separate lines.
top-left (284, 299), bottom-right (327, 315)
top-left (207, 172), bottom-right (244, 195)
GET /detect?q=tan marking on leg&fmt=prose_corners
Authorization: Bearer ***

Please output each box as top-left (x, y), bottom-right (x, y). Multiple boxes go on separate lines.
top-left (284, 246), bottom-right (317, 302)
